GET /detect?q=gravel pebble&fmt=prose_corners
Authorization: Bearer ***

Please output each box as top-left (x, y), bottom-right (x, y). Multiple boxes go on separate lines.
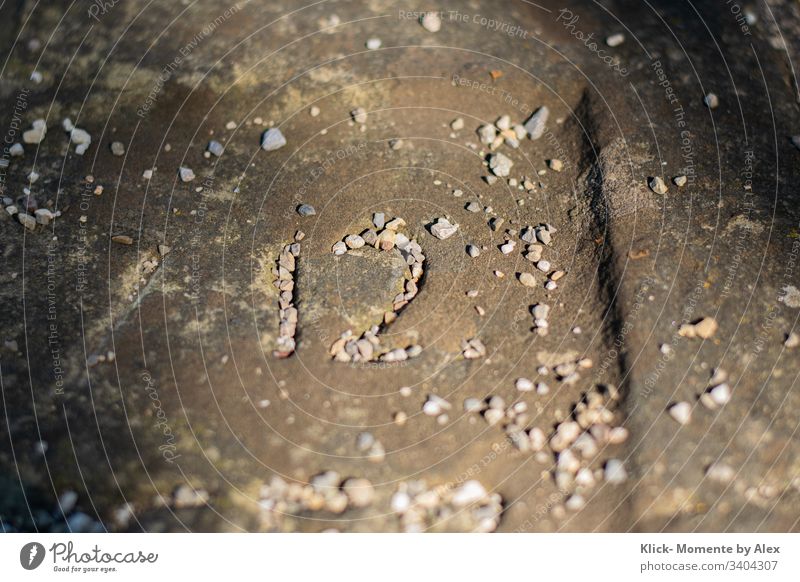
top-left (515, 377), bottom-right (534, 392)
top-left (430, 217), bottom-right (459, 239)
top-left (669, 401), bottom-right (692, 425)
top-left (606, 33), bottom-right (625, 47)
top-left (604, 459), bottom-right (628, 484)
top-left (478, 124), bottom-right (497, 145)
top-left (464, 398), bottom-right (483, 412)
top-left (420, 12), bottom-right (441, 32)
top-left (110, 141), bottom-right (125, 156)
top-left (488, 152), bottom-right (513, 177)
top-left (648, 176), bottom-right (668, 194)
top-left (297, 204), bottom-right (316, 217)
top-left (704, 93), bottom-right (719, 109)
top-left (500, 241), bottom-right (516, 254)
top-left (523, 106), bottom-right (549, 140)
top-left (708, 383), bottom-right (731, 406)
top-left (345, 234), bottom-right (365, 249)
top-left (179, 167), bottom-right (195, 182)
top-left (351, 107), bottom-right (368, 124)
top-left (261, 127), bottom-right (287, 151)
top-left (785, 332), bottom-right (800, 348)
top-left (342, 478), bottom-right (374, 507)
top-left (23, 119), bottom-right (47, 144)
top-left (678, 317), bottom-right (718, 339)
top-left (18, 213), bottom-right (36, 230)
top-left (366, 38), bottom-right (382, 50)
top-left (518, 272), bottom-right (537, 287)
top-left (70, 127), bottom-right (92, 154)
top-left (207, 140), bottom-right (224, 156)
top-left (451, 480), bottom-right (486, 507)
top-left (706, 462), bottom-right (735, 483)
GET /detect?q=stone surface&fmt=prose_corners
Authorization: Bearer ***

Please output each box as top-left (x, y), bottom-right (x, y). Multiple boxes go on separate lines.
top-left (1, 0), bottom-right (798, 536)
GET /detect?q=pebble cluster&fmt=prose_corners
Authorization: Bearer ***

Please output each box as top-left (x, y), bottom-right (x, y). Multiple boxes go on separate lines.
top-left (463, 382), bottom-right (627, 515)
top-left (423, 393), bottom-right (452, 425)
top-left (461, 337), bottom-right (487, 359)
top-left (670, 368), bottom-right (733, 425)
top-left (257, 472), bottom-right (375, 531)
top-left (2, 117), bottom-right (94, 231)
top-left (273, 234), bottom-right (302, 358)
top-left (391, 479), bottom-right (503, 532)
top-left (678, 316), bottom-right (718, 339)
top-left (329, 213), bottom-right (425, 363)
top-left (3, 190), bottom-right (61, 231)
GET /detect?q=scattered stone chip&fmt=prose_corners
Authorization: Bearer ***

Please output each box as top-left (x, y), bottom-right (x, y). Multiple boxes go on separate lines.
top-left (523, 106), bottom-right (549, 140)
top-left (678, 317), bottom-right (718, 339)
top-left (207, 140), bottom-right (224, 156)
top-left (420, 11), bottom-right (441, 32)
top-left (179, 167), bottom-right (195, 182)
top-left (430, 217), bottom-right (459, 239)
top-left (648, 176), bottom-right (668, 194)
top-left (261, 127), bottom-right (286, 151)
top-left (488, 152), bottom-right (513, 177)
top-left (668, 401), bottom-right (692, 425)
top-left (297, 204), bottom-right (316, 217)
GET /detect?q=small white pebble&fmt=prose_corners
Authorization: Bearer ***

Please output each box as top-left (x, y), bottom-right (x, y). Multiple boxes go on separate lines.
top-left (669, 401), bottom-right (692, 425)
top-left (515, 378), bottom-right (534, 392)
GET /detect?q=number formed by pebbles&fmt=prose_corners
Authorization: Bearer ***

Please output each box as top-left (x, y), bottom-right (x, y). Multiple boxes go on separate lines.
top-left (272, 237), bottom-right (301, 358)
top-left (329, 214), bottom-right (424, 363)
top-left (391, 479), bottom-right (503, 532)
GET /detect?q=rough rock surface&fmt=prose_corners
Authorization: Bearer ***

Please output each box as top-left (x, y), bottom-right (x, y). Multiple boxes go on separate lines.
top-left (0, 0), bottom-right (799, 533)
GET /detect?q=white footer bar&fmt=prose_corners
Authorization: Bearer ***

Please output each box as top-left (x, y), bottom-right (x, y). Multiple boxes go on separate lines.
top-left (1, 534), bottom-right (797, 581)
